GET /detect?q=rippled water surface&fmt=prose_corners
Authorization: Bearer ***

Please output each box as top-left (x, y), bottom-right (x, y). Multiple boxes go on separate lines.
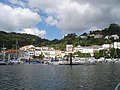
top-left (0, 63), bottom-right (120, 90)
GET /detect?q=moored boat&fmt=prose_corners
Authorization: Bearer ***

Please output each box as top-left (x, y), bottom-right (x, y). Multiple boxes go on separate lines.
top-left (0, 60), bottom-right (7, 65)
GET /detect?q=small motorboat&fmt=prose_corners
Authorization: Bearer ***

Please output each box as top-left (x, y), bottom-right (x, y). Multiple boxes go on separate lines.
top-left (0, 60), bottom-right (7, 65)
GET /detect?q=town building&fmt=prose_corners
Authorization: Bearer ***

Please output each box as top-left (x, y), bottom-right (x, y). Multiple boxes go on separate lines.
top-left (74, 45), bottom-right (102, 54)
top-left (105, 34), bottom-right (119, 40)
top-left (94, 34), bottom-right (103, 38)
top-left (114, 42), bottom-right (120, 49)
top-left (102, 44), bottom-right (113, 50)
top-left (66, 45), bottom-right (73, 52)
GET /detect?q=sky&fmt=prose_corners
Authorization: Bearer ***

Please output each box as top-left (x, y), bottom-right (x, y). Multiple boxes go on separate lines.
top-left (0, 0), bottom-right (120, 40)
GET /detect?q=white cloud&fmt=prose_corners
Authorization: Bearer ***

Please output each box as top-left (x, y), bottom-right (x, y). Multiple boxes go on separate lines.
top-left (45, 16), bottom-right (58, 26)
top-left (28, 0), bottom-right (120, 34)
top-left (0, 2), bottom-right (41, 32)
top-left (8, 0), bottom-right (27, 8)
top-left (21, 28), bottom-right (46, 38)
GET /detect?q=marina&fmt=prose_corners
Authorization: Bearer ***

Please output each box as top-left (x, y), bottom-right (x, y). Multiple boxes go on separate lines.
top-left (0, 0), bottom-right (120, 90)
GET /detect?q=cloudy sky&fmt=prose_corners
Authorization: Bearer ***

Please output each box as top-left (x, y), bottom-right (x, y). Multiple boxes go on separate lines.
top-left (0, 0), bottom-right (120, 39)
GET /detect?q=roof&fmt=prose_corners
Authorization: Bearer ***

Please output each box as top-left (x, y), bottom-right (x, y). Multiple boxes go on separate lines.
top-left (5, 50), bottom-right (20, 53)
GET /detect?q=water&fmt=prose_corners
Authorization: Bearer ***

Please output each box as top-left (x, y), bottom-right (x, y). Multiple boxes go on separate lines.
top-left (0, 63), bottom-right (120, 90)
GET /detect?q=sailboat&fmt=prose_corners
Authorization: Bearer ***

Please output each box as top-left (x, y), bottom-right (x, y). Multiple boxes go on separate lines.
top-left (0, 42), bottom-right (7, 65)
top-left (8, 41), bottom-right (24, 64)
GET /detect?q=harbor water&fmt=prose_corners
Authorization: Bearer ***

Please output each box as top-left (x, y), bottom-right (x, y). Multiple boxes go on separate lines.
top-left (0, 63), bottom-right (120, 90)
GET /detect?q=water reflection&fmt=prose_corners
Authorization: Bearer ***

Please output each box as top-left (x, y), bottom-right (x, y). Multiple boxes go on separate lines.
top-left (0, 64), bottom-right (120, 90)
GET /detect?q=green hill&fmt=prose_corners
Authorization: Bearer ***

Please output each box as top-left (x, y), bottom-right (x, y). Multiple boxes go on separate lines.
top-left (0, 31), bottom-right (49, 50)
top-left (90, 24), bottom-right (120, 36)
top-left (0, 24), bottom-right (120, 51)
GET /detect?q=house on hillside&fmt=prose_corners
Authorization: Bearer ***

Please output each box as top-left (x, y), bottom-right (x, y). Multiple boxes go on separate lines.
top-left (105, 34), bottom-right (119, 40)
top-left (94, 34), bottom-right (103, 38)
top-left (80, 35), bottom-right (87, 39)
top-left (102, 44), bottom-right (113, 50)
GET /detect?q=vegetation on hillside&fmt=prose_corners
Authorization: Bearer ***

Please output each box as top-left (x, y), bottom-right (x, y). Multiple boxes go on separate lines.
top-left (0, 23), bottom-right (120, 51)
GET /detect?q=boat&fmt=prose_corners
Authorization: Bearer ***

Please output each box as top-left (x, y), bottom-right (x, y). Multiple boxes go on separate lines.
top-left (48, 59), bottom-right (65, 65)
top-left (0, 60), bottom-right (7, 65)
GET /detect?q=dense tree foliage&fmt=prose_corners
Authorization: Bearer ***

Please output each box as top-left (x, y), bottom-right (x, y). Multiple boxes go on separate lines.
top-left (74, 51), bottom-right (91, 58)
top-left (0, 31), bottom-right (49, 51)
top-left (90, 24), bottom-right (120, 36)
top-left (0, 24), bottom-right (120, 51)
top-left (94, 49), bottom-right (120, 59)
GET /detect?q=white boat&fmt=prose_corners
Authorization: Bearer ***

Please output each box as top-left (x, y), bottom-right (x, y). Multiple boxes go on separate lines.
top-left (48, 59), bottom-right (65, 65)
top-left (0, 60), bottom-right (7, 65)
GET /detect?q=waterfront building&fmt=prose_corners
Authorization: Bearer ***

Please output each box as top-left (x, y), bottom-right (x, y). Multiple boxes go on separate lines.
top-left (35, 47), bottom-right (42, 56)
top-left (82, 46), bottom-right (101, 53)
top-left (66, 45), bottom-right (73, 52)
top-left (74, 45), bottom-right (83, 52)
top-left (20, 45), bottom-right (35, 58)
top-left (20, 45), bottom-right (64, 60)
top-left (20, 45), bottom-right (35, 51)
top-left (74, 45), bottom-right (101, 54)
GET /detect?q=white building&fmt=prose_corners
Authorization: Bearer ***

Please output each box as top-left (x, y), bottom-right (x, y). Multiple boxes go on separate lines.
top-left (20, 45), bottom-right (35, 51)
top-left (34, 47), bottom-right (42, 56)
top-left (111, 35), bottom-right (119, 40)
top-left (74, 45), bottom-right (101, 54)
top-left (66, 45), bottom-right (73, 52)
top-left (105, 34), bottom-right (119, 40)
top-left (74, 45), bottom-right (83, 52)
top-left (114, 42), bottom-right (120, 49)
top-left (20, 45), bottom-right (35, 57)
top-left (80, 35), bottom-right (87, 39)
top-left (102, 44), bottom-right (113, 50)
top-left (94, 34), bottom-right (103, 38)
top-left (82, 46), bottom-right (101, 53)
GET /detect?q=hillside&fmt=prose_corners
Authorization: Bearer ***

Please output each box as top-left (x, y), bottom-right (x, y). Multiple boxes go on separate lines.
top-left (90, 24), bottom-right (120, 36)
top-left (0, 24), bottom-right (120, 51)
top-left (48, 24), bottom-right (120, 50)
top-left (0, 31), bottom-right (49, 50)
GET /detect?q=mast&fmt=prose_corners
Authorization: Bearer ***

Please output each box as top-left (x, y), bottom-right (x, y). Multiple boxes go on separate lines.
top-left (85, 42), bottom-right (87, 62)
top-left (16, 40), bottom-right (17, 59)
top-left (15, 40), bottom-right (18, 59)
top-left (1, 42), bottom-right (6, 61)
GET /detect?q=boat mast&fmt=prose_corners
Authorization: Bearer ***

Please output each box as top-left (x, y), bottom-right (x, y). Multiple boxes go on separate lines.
top-left (15, 40), bottom-right (18, 59)
top-left (2, 42), bottom-right (6, 61)
top-left (85, 42), bottom-right (87, 62)
top-left (16, 40), bottom-right (17, 59)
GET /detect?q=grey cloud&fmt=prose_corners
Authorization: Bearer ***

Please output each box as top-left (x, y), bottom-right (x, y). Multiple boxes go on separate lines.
top-left (7, 0), bottom-right (120, 34)
top-left (28, 0), bottom-right (120, 34)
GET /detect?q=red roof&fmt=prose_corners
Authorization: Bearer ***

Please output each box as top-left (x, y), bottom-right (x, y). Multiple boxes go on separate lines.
top-left (5, 50), bottom-right (20, 53)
